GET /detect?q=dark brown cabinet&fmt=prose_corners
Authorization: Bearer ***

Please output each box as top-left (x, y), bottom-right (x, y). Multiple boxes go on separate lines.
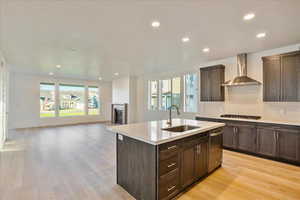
top-left (117, 129), bottom-right (222, 200)
top-left (263, 51), bottom-right (300, 102)
top-left (200, 65), bottom-right (225, 101)
top-left (223, 124), bottom-right (236, 148)
top-left (180, 135), bottom-right (208, 188)
top-left (222, 122), bottom-right (256, 153)
top-left (180, 143), bottom-right (196, 188)
top-left (196, 116), bottom-right (300, 166)
top-left (257, 126), bottom-right (300, 161)
top-left (277, 128), bottom-right (300, 162)
top-left (256, 127), bottom-right (277, 157)
top-left (236, 124), bottom-right (256, 152)
top-left (194, 140), bottom-right (208, 180)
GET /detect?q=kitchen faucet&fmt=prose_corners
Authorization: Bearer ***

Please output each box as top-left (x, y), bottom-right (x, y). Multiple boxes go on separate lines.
top-left (167, 105), bottom-right (180, 126)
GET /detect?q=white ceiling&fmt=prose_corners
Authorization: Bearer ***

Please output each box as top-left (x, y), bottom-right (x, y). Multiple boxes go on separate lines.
top-left (1, 0), bottom-right (300, 81)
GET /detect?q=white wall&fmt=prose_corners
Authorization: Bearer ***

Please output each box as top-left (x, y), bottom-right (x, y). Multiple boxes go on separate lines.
top-left (136, 43), bottom-right (300, 122)
top-left (9, 73), bottom-right (112, 129)
top-left (112, 76), bottom-right (137, 123)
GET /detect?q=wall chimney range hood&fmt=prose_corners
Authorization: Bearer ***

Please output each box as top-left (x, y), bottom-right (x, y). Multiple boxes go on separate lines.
top-left (222, 53), bottom-right (261, 86)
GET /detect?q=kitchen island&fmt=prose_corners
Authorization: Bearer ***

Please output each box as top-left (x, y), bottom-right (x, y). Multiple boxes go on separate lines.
top-left (108, 119), bottom-right (225, 200)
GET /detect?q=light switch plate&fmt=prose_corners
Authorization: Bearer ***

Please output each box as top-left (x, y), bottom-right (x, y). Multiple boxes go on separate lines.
top-left (118, 134), bottom-right (123, 141)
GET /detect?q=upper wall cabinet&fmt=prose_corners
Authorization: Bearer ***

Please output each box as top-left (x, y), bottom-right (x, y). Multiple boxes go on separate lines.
top-left (200, 65), bottom-right (225, 101)
top-left (262, 51), bottom-right (300, 102)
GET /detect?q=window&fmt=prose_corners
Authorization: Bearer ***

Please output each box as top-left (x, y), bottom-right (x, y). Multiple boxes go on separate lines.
top-left (184, 73), bottom-right (198, 112)
top-left (160, 79), bottom-right (172, 110)
top-left (149, 81), bottom-right (158, 110)
top-left (59, 84), bottom-right (85, 116)
top-left (88, 86), bottom-right (100, 115)
top-left (148, 77), bottom-right (181, 111)
top-left (172, 77), bottom-right (181, 108)
top-left (40, 83), bottom-right (55, 118)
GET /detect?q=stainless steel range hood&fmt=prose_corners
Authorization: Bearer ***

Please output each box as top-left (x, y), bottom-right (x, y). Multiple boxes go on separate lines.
top-left (222, 53), bottom-right (261, 86)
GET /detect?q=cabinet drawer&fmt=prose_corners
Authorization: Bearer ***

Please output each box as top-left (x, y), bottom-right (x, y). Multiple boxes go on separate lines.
top-left (159, 169), bottom-right (180, 200)
top-left (159, 155), bottom-right (179, 176)
top-left (159, 142), bottom-right (180, 161)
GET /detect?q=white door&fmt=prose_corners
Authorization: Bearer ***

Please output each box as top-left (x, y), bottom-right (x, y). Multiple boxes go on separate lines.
top-left (0, 54), bottom-right (8, 149)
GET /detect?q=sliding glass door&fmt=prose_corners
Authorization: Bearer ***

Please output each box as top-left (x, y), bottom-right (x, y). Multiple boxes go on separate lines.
top-left (0, 54), bottom-right (8, 148)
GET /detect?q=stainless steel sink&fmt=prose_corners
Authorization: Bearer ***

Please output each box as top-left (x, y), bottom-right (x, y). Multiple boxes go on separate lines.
top-left (162, 125), bottom-right (200, 132)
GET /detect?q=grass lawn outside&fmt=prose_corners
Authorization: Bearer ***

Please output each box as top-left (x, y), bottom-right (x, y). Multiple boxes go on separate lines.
top-left (88, 108), bottom-right (100, 115)
top-left (40, 112), bottom-right (55, 118)
top-left (40, 109), bottom-right (100, 118)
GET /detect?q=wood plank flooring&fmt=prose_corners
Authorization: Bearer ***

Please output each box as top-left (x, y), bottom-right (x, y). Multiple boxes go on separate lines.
top-left (0, 123), bottom-right (299, 200)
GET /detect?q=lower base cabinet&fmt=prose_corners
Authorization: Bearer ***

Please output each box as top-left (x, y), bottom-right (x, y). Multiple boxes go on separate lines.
top-left (117, 129), bottom-right (222, 200)
top-left (256, 127), bottom-right (277, 157)
top-left (236, 124), bottom-right (256, 152)
top-left (180, 138), bottom-right (208, 189)
top-left (277, 128), bottom-right (300, 162)
top-left (223, 125), bottom-right (236, 148)
top-left (159, 134), bottom-right (209, 200)
top-left (196, 117), bottom-right (300, 166)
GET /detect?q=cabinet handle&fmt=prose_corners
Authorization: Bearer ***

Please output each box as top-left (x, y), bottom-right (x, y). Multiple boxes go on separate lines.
top-left (167, 145), bottom-right (177, 150)
top-left (167, 185), bottom-right (176, 192)
top-left (167, 163), bottom-right (176, 168)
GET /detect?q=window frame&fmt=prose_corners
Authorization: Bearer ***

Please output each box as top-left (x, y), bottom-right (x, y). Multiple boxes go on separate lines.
top-left (58, 84), bottom-right (86, 117)
top-left (39, 82), bottom-right (56, 118)
top-left (148, 76), bottom-right (182, 111)
top-left (87, 85), bottom-right (100, 115)
top-left (183, 73), bottom-right (198, 113)
top-left (148, 80), bottom-right (159, 111)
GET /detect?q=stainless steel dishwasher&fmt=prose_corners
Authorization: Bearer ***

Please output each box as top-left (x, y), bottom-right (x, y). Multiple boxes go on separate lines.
top-left (208, 128), bottom-right (223, 173)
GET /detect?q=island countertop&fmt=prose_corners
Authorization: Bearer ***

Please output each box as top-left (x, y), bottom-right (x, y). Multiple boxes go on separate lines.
top-left (107, 119), bottom-right (225, 145)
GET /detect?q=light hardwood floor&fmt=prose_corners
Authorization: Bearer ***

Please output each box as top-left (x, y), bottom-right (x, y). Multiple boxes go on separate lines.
top-left (0, 124), bottom-right (299, 200)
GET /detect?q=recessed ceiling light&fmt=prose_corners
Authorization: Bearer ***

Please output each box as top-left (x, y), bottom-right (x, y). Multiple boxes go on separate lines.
top-left (56, 65), bottom-right (61, 69)
top-left (151, 21), bottom-right (160, 28)
top-left (256, 32), bottom-right (266, 38)
top-left (49, 72), bottom-right (54, 76)
top-left (98, 77), bottom-right (102, 81)
top-left (182, 37), bottom-right (190, 43)
top-left (243, 13), bottom-right (255, 20)
top-left (203, 48), bottom-right (210, 53)
top-left (114, 72), bottom-right (119, 76)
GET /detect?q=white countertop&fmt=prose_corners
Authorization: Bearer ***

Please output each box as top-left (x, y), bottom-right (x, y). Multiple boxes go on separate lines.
top-left (196, 115), bottom-right (300, 127)
top-left (107, 119), bottom-right (225, 145)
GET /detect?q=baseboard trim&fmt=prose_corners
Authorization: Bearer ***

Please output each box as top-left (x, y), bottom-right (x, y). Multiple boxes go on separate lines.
top-left (13, 120), bottom-right (111, 130)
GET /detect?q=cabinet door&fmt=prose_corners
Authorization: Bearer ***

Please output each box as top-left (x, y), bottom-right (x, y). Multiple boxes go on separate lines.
top-left (263, 56), bottom-right (281, 102)
top-left (277, 128), bottom-right (300, 162)
top-left (195, 142), bottom-right (208, 179)
top-left (180, 145), bottom-right (196, 188)
top-left (236, 124), bottom-right (256, 153)
top-left (210, 68), bottom-right (224, 101)
top-left (281, 53), bottom-right (300, 102)
top-left (257, 127), bottom-right (277, 157)
top-left (200, 69), bottom-right (211, 101)
top-left (223, 125), bottom-right (236, 148)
